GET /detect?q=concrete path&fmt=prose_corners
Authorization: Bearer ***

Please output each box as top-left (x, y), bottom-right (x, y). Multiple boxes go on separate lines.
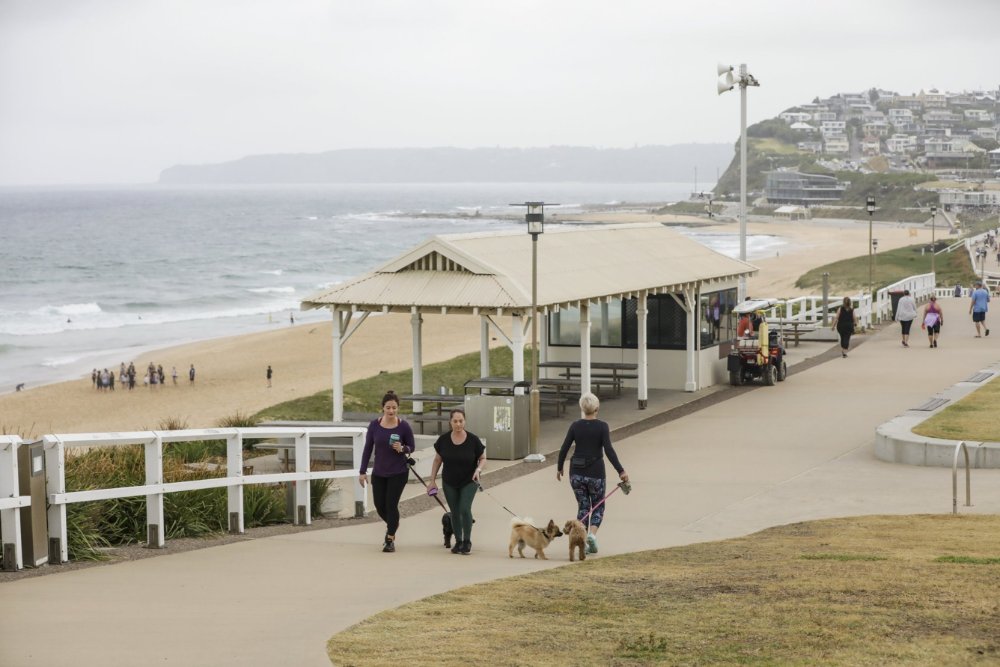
top-left (2, 296), bottom-right (999, 667)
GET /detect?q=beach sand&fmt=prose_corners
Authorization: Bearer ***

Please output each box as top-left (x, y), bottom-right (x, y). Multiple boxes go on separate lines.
top-left (0, 216), bottom-right (935, 435)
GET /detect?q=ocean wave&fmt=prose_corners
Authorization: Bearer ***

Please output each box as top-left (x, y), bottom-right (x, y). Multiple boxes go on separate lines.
top-left (246, 286), bottom-right (296, 294)
top-left (0, 299), bottom-right (302, 336)
top-left (259, 269), bottom-right (284, 275)
top-left (30, 302), bottom-right (103, 317)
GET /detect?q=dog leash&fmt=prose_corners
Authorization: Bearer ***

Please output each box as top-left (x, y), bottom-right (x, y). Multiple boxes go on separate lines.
top-left (580, 480), bottom-right (632, 524)
top-left (474, 481), bottom-right (522, 520)
top-left (401, 453), bottom-right (451, 513)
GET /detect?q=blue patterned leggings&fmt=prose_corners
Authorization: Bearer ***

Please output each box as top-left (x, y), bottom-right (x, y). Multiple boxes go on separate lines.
top-left (570, 474), bottom-right (606, 528)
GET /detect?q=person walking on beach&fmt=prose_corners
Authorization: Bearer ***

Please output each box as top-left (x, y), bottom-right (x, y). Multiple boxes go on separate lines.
top-left (831, 297), bottom-right (858, 358)
top-left (556, 392), bottom-right (628, 555)
top-left (171, 366), bottom-right (178, 385)
top-left (922, 295), bottom-right (944, 348)
top-left (358, 390), bottom-right (415, 553)
top-left (189, 364), bottom-right (196, 383)
top-left (969, 281), bottom-right (990, 337)
top-left (427, 408), bottom-right (486, 555)
top-left (894, 289), bottom-right (918, 347)
top-left (266, 365), bottom-right (273, 388)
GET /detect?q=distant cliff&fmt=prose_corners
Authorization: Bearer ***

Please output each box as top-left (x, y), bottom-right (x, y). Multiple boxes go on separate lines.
top-left (158, 145), bottom-right (732, 184)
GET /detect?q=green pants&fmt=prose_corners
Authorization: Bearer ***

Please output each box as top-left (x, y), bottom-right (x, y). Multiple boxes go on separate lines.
top-left (443, 481), bottom-right (478, 543)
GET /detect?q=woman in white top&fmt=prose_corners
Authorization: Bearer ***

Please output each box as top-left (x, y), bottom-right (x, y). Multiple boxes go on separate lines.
top-left (894, 289), bottom-right (918, 348)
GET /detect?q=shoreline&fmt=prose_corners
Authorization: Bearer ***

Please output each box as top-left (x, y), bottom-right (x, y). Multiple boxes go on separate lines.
top-left (0, 214), bottom-right (939, 435)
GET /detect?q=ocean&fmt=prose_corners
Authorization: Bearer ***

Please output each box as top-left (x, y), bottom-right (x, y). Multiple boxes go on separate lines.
top-left (0, 183), bottom-right (783, 392)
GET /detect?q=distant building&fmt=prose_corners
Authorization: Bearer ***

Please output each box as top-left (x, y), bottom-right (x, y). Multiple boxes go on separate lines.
top-left (964, 109), bottom-right (994, 123)
top-left (886, 134), bottom-right (918, 153)
top-left (989, 148), bottom-right (1000, 170)
top-left (764, 170), bottom-right (848, 206)
top-left (773, 205), bottom-right (811, 220)
top-left (797, 140), bottom-right (823, 153)
top-left (823, 136), bottom-right (850, 154)
top-left (938, 189), bottom-right (1000, 209)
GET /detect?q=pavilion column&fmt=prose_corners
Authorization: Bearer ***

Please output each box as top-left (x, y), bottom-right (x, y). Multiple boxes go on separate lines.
top-left (579, 302), bottom-right (591, 398)
top-left (411, 308), bottom-right (423, 413)
top-left (684, 286), bottom-right (697, 392)
top-left (332, 309), bottom-right (345, 422)
top-left (637, 292), bottom-right (648, 409)
top-left (540, 312), bottom-right (549, 368)
top-left (480, 315), bottom-right (490, 379)
top-left (511, 313), bottom-right (525, 393)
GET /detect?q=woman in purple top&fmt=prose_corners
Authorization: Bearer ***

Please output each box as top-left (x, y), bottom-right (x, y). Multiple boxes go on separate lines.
top-left (358, 390), bottom-right (415, 552)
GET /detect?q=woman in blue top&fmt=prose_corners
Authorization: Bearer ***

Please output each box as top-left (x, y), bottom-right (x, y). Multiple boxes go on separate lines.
top-left (557, 392), bottom-right (628, 555)
top-left (358, 390), bottom-right (415, 553)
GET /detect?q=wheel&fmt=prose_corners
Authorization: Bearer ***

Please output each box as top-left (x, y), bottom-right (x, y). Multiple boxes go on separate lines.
top-left (729, 370), bottom-right (743, 386)
top-left (763, 365), bottom-right (777, 386)
top-left (777, 360), bottom-right (788, 382)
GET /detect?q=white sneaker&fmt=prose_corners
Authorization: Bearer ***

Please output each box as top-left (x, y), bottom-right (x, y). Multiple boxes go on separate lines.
top-left (586, 534), bottom-right (598, 554)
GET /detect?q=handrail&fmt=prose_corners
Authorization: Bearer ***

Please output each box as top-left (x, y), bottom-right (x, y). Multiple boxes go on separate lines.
top-left (952, 440), bottom-right (972, 515)
top-left (0, 435), bottom-right (28, 570)
top-left (34, 426), bottom-right (370, 564)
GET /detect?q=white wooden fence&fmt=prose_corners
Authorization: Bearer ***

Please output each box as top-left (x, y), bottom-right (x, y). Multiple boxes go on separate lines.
top-left (1, 427), bottom-right (370, 569)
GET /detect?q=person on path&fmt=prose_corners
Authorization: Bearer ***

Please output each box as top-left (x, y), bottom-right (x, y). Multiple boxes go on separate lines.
top-left (831, 296), bottom-right (858, 358)
top-left (894, 289), bottom-right (918, 347)
top-left (556, 392), bottom-right (628, 555)
top-left (358, 390), bottom-right (415, 553)
top-left (922, 295), bottom-right (944, 348)
top-left (427, 409), bottom-right (486, 555)
top-left (171, 366), bottom-right (178, 385)
top-left (266, 365), bottom-right (273, 388)
top-left (969, 281), bottom-right (990, 337)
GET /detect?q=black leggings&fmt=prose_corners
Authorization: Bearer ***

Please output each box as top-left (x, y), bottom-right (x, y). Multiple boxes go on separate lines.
top-left (838, 329), bottom-right (852, 350)
top-left (371, 471), bottom-right (408, 536)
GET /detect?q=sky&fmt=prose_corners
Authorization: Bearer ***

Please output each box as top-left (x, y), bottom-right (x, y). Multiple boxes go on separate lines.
top-left (1, 0), bottom-right (997, 186)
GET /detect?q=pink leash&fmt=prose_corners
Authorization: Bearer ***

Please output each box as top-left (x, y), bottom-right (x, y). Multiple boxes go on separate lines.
top-left (580, 480), bottom-right (631, 524)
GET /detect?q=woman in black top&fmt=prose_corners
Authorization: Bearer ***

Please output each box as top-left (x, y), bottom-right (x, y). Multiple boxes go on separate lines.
top-left (831, 296), bottom-right (858, 358)
top-left (557, 392), bottom-right (628, 555)
top-left (428, 409), bottom-right (486, 555)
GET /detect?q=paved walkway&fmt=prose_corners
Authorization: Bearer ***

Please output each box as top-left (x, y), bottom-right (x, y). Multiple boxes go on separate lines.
top-left (2, 296), bottom-right (1000, 666)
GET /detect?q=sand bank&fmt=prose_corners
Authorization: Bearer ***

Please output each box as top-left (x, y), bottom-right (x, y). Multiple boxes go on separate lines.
top-left (0, 216), bottom-right (934, 435)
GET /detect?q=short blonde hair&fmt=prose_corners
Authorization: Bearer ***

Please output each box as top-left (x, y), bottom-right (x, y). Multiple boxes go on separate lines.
top-left (579, 392), bottom-right (600, 416)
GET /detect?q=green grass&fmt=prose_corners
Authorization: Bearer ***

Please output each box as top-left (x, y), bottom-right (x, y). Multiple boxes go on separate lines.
top-left (795, 242), bottom-right (979, 293)
top-left (255, 346), bottom-right (525, 421)
top-left (935, 555), bottom-right (1000, 565)
top-left (914, 374), bottom-right (1000, 442)
top-left (327, 515), bottom-right (1000, 665)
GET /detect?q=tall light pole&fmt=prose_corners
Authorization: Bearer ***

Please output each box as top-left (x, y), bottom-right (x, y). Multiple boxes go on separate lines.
top-left (718, 62), bottom-right (760, 301)
top-left (930, 204), bottom-right (937, 280)
top-left (867, 195), bottom-right (876, 299)
top-left (511, 201), bottom-right (552, 463)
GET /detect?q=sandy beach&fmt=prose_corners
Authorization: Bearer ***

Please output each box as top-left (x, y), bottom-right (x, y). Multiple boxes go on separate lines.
top-left (0, 216), bottom-right (934, 436)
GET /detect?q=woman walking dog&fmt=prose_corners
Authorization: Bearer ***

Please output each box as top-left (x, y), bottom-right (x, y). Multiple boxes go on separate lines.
top-left (556, 392), bottom-right (628, 555)
top-left (427, 408), bottom-right (486, 555)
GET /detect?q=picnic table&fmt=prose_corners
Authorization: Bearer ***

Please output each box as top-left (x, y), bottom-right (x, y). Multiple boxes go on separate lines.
top-left (537, 360), bottom-right (639, 395)
top-left (766, 319), bottom-right (818, 347)
top-left (400, 393), bottom-right (464, 435)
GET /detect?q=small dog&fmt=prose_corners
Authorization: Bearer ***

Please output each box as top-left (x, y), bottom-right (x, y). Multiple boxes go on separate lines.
top-left (442, 512), bottom-right (453, 548)
top-left (563, 519), bottom-right (588, 562)
top-left (508, 518), bottom-right (563, 560)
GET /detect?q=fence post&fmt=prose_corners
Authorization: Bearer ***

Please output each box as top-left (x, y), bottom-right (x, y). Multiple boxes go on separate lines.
top-left (0, 436), bottom-right (23, 570)
top-left (352, 431), bottom-right (370, 518)
top-left (227, 430), bottom-right (244, 534)
top-left (145, 433), bottom-right (165, 549)
top-left (293, 432), bottom-right (311, 525)
top-left (44, 436), bottom-right (68, 563)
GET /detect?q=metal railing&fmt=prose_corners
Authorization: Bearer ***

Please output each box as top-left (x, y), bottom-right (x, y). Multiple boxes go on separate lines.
top-left (952, 440), bottom-right (972, 515)
top-left (1, 427), bottom-right (370, 568)
top-left (0, 435), bottom-right (30, 570)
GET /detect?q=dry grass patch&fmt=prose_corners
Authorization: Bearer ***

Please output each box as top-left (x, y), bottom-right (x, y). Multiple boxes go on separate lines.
top-left (914, 374), bottom-right (1000, 442)
top-left (327, 515), bottom-right (1000, 666)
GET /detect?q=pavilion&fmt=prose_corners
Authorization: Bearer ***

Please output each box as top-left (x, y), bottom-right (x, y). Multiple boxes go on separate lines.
top-left (301, 223), bottom-right (757, 421)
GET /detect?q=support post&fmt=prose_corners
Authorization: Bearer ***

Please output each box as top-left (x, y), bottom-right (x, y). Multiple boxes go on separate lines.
top-left (411, 308), bottom-right (423, 413)
top-left (145, 434), bottom-right (165, 549)
top-left (226, 431), bottom-right (244, 534)
top-left (44, 437), bottom-right (68, 563)
top-left (0, 438), bottom-right (23, 570)
top-left (294, 432), bottom-right (311, 526)
top-left (821, 273), bottom-right (830, 326)
top-left (332, 309), bottom-right (344, 422)
top-left (637, 293), bottom-right (648, 409)
top-left (579, 302), bottom-right (592, 397)
top-left (480, 316), bottom-right (490, 379)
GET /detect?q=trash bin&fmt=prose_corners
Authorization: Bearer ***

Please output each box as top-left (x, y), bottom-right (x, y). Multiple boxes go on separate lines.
top-left (888, 290), bottom-right (906, 320)
top-left (18, 440), bottom-right (48, 567)
top-left (464, 394), bottom-right (529, 460)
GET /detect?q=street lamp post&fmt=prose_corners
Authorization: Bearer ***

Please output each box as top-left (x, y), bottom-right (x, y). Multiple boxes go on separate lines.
top-left (930, 204), bottom-right (937, 280)
top-left (511, 201), bottom-right (552, 463)
top-left (872, 237), bottom-right (879, 289)
top-left (718, 62), bottom-right (760, 301)
top-left (866, 195), bottom-right (876, 300)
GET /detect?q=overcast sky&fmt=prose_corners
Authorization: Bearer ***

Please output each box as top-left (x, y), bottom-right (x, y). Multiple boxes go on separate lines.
top-left (1, 0), bottom-right (997, 185)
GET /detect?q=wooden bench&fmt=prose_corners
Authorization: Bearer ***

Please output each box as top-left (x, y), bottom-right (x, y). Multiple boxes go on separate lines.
top-left (563, 371), bottom-right (639, 394)
top-left (410, 413), bottom-right (452, 435)
top-left (778, 323), bottom-right (817, 347)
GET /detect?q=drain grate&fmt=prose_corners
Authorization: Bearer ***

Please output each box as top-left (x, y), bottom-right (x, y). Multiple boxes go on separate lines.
top-left (963, 372), bottom-right (993, 383)
top-left (912, 398), bottom-right (949, 411)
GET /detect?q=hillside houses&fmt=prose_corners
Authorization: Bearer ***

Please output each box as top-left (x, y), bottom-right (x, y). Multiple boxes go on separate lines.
top-left (775, 86), bottom-right (1000, 174)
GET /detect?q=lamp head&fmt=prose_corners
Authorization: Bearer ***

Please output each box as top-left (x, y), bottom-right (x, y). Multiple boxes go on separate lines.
top-left (930, 204), bottom-right (937, 215)
top-left (866, 195), bottom-right (876, 213)
top-left (526, 202), bottom-right (544, 235)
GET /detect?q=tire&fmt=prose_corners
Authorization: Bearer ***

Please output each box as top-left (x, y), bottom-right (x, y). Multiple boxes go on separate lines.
top-left (729, 370), bottom-right (743, 386)
top-left (777, 360), bottom-right (788, 382)
top-left (763, 365), bottom-right (777, 386)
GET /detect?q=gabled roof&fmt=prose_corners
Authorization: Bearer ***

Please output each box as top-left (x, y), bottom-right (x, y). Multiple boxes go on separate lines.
top-left (302, 223), bottom-right (757, 315)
